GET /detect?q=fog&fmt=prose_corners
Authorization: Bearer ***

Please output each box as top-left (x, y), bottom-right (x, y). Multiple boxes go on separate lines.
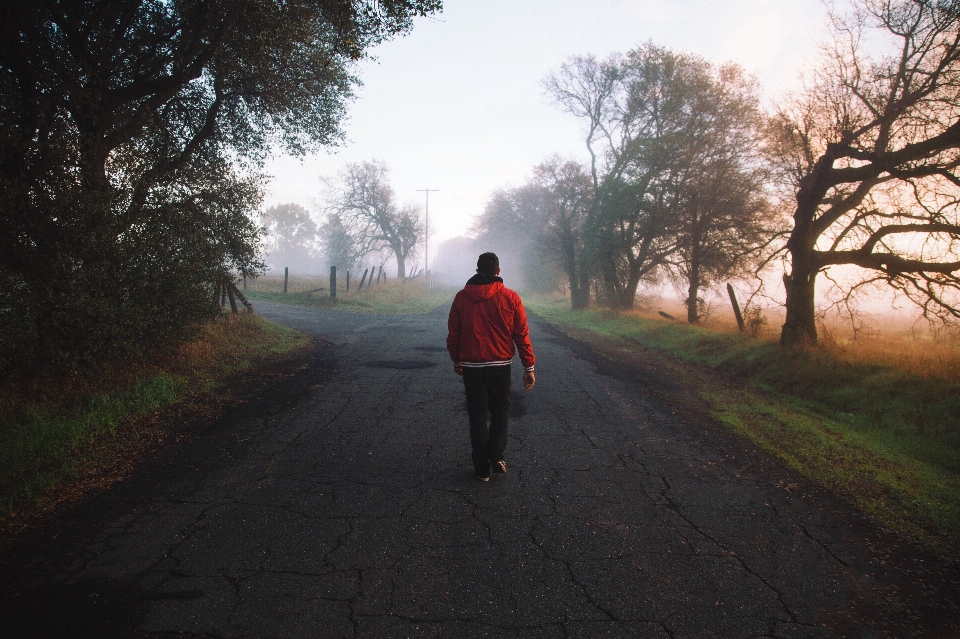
top-left (256, 0), bottom-right (960, 336)
top-left (264, 0), bottom-right (830, 254)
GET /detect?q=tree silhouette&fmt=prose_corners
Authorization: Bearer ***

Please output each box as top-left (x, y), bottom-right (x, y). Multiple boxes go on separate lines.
top-left (770, 0), bottom-right (960, 346)
top-left (262, 204), bottom-right (320, 273)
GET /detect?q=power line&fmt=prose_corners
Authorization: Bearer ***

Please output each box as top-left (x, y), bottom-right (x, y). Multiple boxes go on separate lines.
top-left (663, 0), bottom-right (720, 39)
top-left (416, 188), bottom-right (438, 277)
top-left (565, 0), bottom-right (623, 57)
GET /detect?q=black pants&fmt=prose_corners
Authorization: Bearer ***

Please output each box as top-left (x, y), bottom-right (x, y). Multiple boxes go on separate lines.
top-left (462, 365), bottom-right (511, 475)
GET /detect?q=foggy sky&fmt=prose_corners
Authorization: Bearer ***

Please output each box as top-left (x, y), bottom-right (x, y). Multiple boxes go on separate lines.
top-left (264, 0), bottom-right (833, 269)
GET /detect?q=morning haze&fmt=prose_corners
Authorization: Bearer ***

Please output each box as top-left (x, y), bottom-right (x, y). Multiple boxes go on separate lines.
top-left (3, 2), bottom-right (960, 637)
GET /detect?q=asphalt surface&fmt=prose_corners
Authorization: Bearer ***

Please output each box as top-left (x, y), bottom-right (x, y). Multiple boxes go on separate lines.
top-left (3, 300), bottom-right (959, 638)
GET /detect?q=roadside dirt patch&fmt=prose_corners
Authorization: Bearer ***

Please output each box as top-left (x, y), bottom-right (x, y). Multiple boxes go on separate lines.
top-left (0, 338), bottom-right (336, 557)
top-left (538, 321), bottom-right (712, 413)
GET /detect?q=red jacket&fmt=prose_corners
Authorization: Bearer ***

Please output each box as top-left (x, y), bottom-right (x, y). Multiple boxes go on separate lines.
top-left (447, 275), bottom-right (535, 371)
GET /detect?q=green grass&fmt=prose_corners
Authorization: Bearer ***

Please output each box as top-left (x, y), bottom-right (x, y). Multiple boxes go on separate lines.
top-left (527, 294), bottom-right (960, 557)
top-left (0, 313), bottom-right (306, 514)
top-left (244, 277), bottom-right (455, 315)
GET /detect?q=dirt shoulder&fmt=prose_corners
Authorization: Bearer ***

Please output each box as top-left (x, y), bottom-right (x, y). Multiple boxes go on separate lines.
top-left (0, 337), bottom-right (335, 558)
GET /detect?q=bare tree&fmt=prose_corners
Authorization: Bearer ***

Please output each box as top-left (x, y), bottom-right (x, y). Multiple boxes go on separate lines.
top-left (325, 160), bottom-right (423, 278)
top-left (769, 0), bottom-right (960, 346)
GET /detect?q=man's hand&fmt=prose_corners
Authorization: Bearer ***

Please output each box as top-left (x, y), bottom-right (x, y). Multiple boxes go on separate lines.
top-left (523, 370), bottom-right (535, 390)
top-left (454, 363), bottom-right (463, 376)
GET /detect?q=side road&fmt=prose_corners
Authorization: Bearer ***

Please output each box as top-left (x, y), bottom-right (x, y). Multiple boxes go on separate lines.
top-left (2, 300), bottom-right (958, 638)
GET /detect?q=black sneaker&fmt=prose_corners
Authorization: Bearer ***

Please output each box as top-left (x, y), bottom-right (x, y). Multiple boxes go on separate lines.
top-left (491, 459), bottom-right (507, 474)
top-left (475, 471), bottom-right (490, 482)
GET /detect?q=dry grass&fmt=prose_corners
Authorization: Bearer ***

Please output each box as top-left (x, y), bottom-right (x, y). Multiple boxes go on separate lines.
top-left (244, 272), bottom-right (330, 295)
top-left (244, 274), bottom-right (455, 315)
top-left (622, 294), bottom-right (960, 382)
top-left (820, 331), bottom-right (960, 382)
top-left (170, 311), bottom-right (304, 375)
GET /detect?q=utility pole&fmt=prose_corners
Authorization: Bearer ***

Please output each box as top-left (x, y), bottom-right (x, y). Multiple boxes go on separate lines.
top-left (416, 187), bottom-right (438, 278)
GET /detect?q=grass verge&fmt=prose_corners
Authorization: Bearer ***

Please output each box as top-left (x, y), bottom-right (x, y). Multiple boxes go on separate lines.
top-left (243, 277), bottom-right (455, 314)
top-left (0, 313), bottom-right (306, 516)
top-left (527, 294), bottom-right (960, 558)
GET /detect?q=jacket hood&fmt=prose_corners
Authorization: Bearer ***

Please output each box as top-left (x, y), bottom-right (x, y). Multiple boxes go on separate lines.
top-left (464, 274), bottom-right (504, 302)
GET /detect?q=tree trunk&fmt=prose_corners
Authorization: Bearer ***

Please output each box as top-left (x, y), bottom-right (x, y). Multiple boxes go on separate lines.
top-left (571, 273), bottom-right (590, 310)
top-left (781, 146), bottom-right (842, 346)
top-left (616, 290), bottom-right (634, 310)
top-left (780, 253), bottom-right (819, 346)
top-left (396, 253), bottom-right (406, 279)
top-left (781, 203), bottom-right (822, 345)
top-left (562, 228), bottom-right (591, 310)
top-left (617, 267), bottom-right (643, 311)
top-left (686, 257), bottom-right (701, 324)
top-left (686, 278), bottom-right (700, 324)
top-left (600, 251), bottom-right (622, 309)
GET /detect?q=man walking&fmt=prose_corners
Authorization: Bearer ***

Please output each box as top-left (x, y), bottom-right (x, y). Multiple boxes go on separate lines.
top-left (447, 252), bottom-right (536, 481)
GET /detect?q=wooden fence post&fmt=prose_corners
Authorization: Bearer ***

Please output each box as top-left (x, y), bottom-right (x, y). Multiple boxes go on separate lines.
top-left (346, 270), bottom-right (350, 292)
top-left (229, 282), bottom-right (253, 312)
top-left (243, 275), bottom-right (247, 290)
top-left (727, 283), bottom-right (746, 333)
top-left (221, 279), bottom-right (227, 306)
top-left (226, 280), bottom-right (239, 313)
top-left (330, 265), bottom-right (337, 299)
top-left (358, 268), bottom-right (369, 292)
top-left (283, 267), bottom-right (289, 294)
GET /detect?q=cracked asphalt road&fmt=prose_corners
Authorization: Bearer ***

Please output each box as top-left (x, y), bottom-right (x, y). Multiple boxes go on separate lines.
top-left (4, 300), bottom-right (959, 638)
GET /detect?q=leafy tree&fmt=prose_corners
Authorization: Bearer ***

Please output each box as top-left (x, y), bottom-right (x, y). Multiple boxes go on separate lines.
top-left (325, 160), bottom-right (423, 278)
top-left (531, 158), bottom-right (593, 308)
top-left (545, 45), bottom-right (772, 313)
top-left (0, 0), bottom-right (440, 372)
top-left (262, 203), bottom-right (320, 273)
top-left (545, 46), bottom-right (690, 309)
top-left (319, 212), bottom-right (360, 273)
top-left (668, 64), bottom-right (771, 324)
top-left (769, 0), bottom-right (960, 346)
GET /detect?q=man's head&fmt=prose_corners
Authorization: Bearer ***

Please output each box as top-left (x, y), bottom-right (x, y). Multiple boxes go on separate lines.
top-left (476, 252), bottom-right (500, 276)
